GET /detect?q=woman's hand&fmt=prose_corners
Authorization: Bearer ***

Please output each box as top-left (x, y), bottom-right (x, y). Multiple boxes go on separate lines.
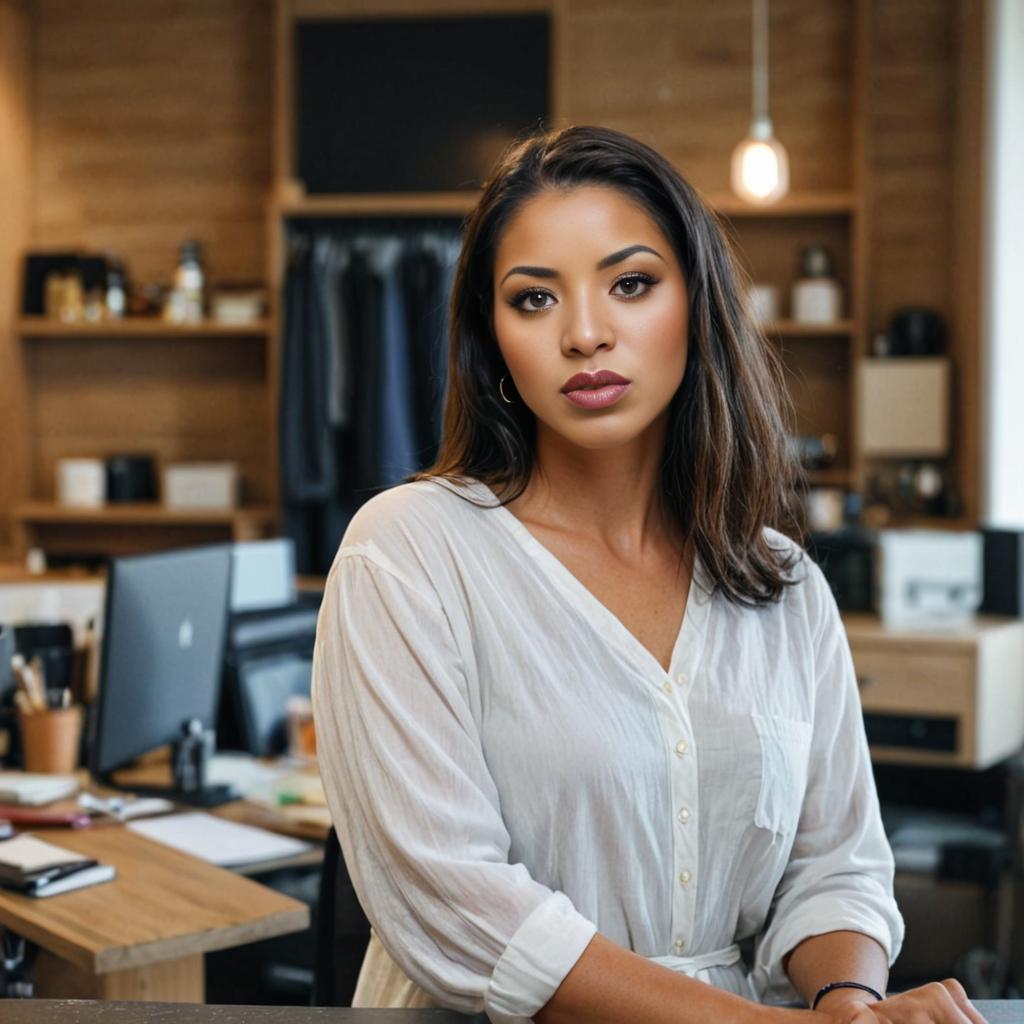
top-left (812, 979), bottom-right (989, 1023)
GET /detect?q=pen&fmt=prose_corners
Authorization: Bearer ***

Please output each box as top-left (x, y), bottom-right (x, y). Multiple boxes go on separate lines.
top-left (25, 859), bottom-right (97, 892)
top-left (10, 655), bottom-right (46, 713)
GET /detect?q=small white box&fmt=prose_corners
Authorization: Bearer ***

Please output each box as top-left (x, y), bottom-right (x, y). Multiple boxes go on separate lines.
top-left (876, 529), bottom-right (983, 628)
top-left (56, 459), bottom-right (106, 507)
top-left (163, 462), bottom-right (239, 509)
top-left (858, 357), bottom-right (951, 457)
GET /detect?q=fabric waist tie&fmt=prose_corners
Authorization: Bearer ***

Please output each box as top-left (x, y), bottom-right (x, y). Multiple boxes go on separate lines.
top-left (648, 943), bottom-right (742, 982)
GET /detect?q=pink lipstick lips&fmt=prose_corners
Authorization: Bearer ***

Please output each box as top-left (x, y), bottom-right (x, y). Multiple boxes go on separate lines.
top-left (560, 369), bottom-right (632, 409)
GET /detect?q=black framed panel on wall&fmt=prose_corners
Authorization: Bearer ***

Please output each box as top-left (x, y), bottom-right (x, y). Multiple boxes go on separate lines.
top-left (295, 14), bottom-right (551, 194)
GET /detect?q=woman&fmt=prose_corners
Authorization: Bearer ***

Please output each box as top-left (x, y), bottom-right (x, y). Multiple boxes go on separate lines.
top-left (311, 125), bottom-right (986, 1024)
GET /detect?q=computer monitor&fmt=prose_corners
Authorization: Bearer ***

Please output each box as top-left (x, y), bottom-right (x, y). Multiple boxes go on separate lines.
top-left (90, 544), bottom-right (234, 803)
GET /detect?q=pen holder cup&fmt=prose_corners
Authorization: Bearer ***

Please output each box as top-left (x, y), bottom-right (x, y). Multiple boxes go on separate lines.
top-left (17, 705), bottom-right (83, 773)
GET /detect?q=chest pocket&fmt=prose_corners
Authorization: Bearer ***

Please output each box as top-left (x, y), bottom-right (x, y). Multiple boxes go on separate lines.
top-left (751, 713), bottom-right (813, 836)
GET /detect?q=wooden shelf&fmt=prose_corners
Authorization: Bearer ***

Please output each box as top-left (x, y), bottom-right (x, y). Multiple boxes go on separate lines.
top-left (807, 467), bottom-right (856, 487)
top-left (17, 317), bottom-right (272, 338)
top-left (764, 320), bottom-right (856, 337)
top-left (706, 191), bottom-right (860, 217)
top-left (278, 191), bottom-right (480, 217)
top-left (14, 502), bottom-right (275, 527)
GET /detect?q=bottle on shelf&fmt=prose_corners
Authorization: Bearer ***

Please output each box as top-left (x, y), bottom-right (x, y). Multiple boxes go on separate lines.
top-left (165, 240), bottom-right (206, 324)
top-left (104, 256), bottom-right (128, 320)
top-left (791, 244), bottom-right (842, 324)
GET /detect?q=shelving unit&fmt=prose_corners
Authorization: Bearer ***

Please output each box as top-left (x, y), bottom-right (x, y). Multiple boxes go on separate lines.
top-left (0, 0), bottom-right (982, 560)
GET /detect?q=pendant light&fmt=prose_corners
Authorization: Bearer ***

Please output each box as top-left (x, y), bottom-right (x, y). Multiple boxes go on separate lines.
top-left (731, 0), bottom-right (789, 204)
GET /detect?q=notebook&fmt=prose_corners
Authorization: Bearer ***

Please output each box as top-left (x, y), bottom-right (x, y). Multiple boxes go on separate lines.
top-left (0, 773), bottom-right (79, 806)
top-left (29, 863), bottom-right (116, 898)
top-left (0, 833), bottom-right (116, 897)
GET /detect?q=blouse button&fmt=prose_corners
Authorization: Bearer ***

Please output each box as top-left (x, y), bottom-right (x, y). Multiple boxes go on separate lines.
top-left (679, 869), bottom-right (692, 885)
top-left (673, 936), bottom-right (686, 954)
top-left (676, 671), bottom-right (688, 686)
top-left (678, 808), bottom-right (690, 824)
top-left (674, 740), bottom-right (688, 757)
top-left (662, 681), bottom-right (672, 694)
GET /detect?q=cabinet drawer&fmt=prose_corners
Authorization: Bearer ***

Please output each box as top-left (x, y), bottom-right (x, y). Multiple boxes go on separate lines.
top-left (848, 646), bottom-right (975, 716)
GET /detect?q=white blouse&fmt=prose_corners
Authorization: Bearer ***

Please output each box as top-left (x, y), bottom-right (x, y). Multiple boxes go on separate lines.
top-left (311, 477), bottom-right (904, 1023)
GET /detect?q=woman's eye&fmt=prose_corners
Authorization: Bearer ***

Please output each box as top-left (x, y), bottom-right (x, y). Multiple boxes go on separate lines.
top-left (510, 289), bottom-right (554, 312)
top-left (612, 273), bottom-right (656, 298)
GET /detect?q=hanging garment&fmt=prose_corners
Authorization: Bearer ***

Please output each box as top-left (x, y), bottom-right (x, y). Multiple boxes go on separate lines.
top-left (279, 220), bottom-right (463, 574)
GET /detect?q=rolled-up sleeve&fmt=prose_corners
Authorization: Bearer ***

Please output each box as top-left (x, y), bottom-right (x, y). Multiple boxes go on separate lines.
top-left (311, 547), bottom-right (597, 1022)
top-left (750, 561), bottom-right (905, 1003)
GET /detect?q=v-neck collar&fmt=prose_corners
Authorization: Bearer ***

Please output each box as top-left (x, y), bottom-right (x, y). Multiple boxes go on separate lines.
top-left (462, 478), bottom-right (712, 685)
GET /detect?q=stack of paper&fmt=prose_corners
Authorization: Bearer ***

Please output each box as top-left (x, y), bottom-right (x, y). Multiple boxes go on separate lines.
top-left (0, 834), bottom-right (115, 898)
top-left (128, 812), bottom-right (311, 867)
top-left (0, 774), bottom-right (79, 806)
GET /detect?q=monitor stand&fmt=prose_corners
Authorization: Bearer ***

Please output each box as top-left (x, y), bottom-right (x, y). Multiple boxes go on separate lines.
top-left (102, 719), bottom-right (239, 808)
top-left (103, 778), bottom-right (238, 808)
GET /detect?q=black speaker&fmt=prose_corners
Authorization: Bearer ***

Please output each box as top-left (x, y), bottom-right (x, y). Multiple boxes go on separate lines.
top-left (980, 528), bottom-right (1024, 616)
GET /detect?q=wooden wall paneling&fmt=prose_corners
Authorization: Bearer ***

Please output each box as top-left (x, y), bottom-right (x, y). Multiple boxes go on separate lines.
top-left (0, 0), bottom-right (33, 558)
top-left (559, 0), bottom-right (854, 195)
top-left (868, 0), bottom-right (957, 328)
top-left (31, 0), bottom-right (273, 288)
top-left (949, 0), bottom-right (986, 527)
top-left (849, 0), bottom-right (872, 493)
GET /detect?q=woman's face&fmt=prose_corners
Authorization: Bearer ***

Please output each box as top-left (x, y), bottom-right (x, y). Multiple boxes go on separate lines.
top-left (492, 185), bottom-right (689, 452)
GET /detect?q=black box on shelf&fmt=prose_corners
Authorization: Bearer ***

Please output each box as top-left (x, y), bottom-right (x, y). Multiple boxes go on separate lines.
top-left (980, 528), bottom-right (1024, 616)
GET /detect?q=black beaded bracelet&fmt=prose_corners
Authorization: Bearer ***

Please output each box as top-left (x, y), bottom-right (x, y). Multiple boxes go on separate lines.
top-left (811, 981), bottom-right (884, 1010)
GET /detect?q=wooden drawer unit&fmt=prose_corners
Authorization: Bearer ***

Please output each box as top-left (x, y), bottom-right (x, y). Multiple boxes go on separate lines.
top-left (842, 615), bottom-right (1024, 769)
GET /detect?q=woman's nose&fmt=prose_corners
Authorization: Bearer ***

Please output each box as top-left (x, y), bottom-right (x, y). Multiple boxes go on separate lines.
top-left (560, 291), bottom-right (615, 357)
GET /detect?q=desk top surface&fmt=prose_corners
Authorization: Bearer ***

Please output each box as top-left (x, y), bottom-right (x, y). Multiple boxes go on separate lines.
top-left (1, 1000), bottom-right (1021, 1023)
top-left (0, 827), bottom-right (309, 974)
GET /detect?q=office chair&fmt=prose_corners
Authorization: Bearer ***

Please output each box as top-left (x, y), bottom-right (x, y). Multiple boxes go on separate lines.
top-left (313, 826), bottom-right (372, 1006)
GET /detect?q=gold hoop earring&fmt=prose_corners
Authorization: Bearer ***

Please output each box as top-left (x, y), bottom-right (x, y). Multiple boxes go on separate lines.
top-left (499, 375), bottom-right (514, 405)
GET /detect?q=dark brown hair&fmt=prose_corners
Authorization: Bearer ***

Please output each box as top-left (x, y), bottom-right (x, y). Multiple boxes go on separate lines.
top-left (410, 124), bottom-right (806, 607)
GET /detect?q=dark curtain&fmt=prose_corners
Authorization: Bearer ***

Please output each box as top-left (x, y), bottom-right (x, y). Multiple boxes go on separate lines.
top-left (279, 219), bottom-right (462, 575)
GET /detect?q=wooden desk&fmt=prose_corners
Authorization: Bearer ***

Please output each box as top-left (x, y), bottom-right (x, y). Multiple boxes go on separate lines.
top-left (0, 1000), bottom-right (1019, 1024)
top-left (0, 827), bottom-right (309, 1002)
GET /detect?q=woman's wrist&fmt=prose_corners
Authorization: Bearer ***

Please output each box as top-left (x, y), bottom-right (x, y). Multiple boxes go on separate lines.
top-left (812, 986), bottom-right (881, 1015)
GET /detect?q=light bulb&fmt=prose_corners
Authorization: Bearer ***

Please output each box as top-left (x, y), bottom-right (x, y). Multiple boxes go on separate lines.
top-left (730, 118), bottom-right (789, 204)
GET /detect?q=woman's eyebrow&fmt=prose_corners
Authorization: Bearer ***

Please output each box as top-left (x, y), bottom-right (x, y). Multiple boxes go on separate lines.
top-left (499, 244), bottom-right (665, 285)
top-left (597, 244), bottom-right (665, 270)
